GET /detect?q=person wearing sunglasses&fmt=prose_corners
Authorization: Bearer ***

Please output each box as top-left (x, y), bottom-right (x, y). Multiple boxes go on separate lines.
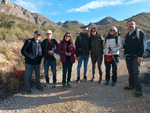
top-left (104, 26), bottom-right (123, 86)
top-left (89, 27), bottom-right (104, 84)
top-left (58, 32), bottom-right (76, 91)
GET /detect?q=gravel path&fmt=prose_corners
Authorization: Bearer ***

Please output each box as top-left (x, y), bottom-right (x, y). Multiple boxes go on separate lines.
top-left (0, 55), bottom-right (150, 113)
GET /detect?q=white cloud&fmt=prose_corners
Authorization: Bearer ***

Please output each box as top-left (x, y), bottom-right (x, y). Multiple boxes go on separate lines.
top-left (67, 0), bottom-right (144, 13)
top-left (48, 12), bottom-right (59, 15)
top-left (67, 0), bottom-right (123, 13)
top-left (124, 0), bottom-right (143, 5)
top-left (58, 4), bottom-right (63, 6)
top-left (14, 0), bottom-right (47, 13)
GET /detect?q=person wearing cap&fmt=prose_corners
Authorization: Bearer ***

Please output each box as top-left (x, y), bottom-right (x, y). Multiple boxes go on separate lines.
top-left (21, 30), bottom-right (43, 94)
top-left (41, 30), bottom-right (58, 88)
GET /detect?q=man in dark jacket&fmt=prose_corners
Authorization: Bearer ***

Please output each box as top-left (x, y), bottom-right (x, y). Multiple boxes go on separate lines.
top-left (124, 20), bottom-right (147, 97)
top-left (41, 30), bottom-right (58, 88)
top-left (21, 30), bottom-right (43, 94)
top-left (75, 26), bottom-right (90, 83)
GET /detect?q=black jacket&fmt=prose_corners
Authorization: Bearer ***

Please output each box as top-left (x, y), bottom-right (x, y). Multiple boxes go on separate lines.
top-left (75, 32), bottom-right (90, 57)
top-left (90, 34), bottom-right (104, 57)
top-left (124, 29), bottom-right (147, 57)
top-left (41, 38), bottom-right (58, 61)
top-left (21, 38), bottom-right (42, 65)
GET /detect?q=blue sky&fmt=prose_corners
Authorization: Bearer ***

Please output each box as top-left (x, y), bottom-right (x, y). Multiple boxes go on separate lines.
top-left (10, 0), bottom-right (150, 25)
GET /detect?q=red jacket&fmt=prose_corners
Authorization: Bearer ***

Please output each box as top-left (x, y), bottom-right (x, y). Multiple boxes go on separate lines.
top-left (58, 40), bottom-right (76, 63)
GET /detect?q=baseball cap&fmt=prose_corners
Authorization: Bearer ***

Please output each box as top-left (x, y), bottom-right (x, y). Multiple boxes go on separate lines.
top-left (46, 30), bottom-right (52, 34)
top-left (34, 30), bottom-right (41, 35)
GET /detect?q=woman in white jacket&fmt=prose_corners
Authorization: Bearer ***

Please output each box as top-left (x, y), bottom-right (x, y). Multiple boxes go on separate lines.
top-left (104, 26), bottom-right (123, 86)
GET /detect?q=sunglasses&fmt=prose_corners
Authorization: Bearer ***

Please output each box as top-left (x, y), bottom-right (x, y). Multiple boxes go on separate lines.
top-left (66, 36), bottom-right (71, 38)
top-left (91, 30), bottom-right (96, 32)
top-left (110, 30), bottom-right (115, 32)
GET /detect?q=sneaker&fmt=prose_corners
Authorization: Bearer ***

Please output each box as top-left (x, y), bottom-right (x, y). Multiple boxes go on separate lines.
top-left (98, 80), bottom-right (101, 84)
top-left (105, 80), bottom-right (109, 86)
top-left (67, 83), bottom-right (72, 88)
top-left (84, 76), bottom-right (87, 82)
top-left (124, 86), bottom-right (135, 90)
top-left (76, 77), bottom-right (80, 83)
top-left (111, 82), bottom-right (116, 86)
top-left (62, 85), bottom-right (66, 91)
top-left (37, 87), bottom-right (44, 91)
top-left (44, 83), bottom-right (50, 87)
top-left (90, 77), bottom-right (94, 82)
top-left (135, 91), bottom-right (143, 98)
top-left (26, 90), bottom-right (32, 94)
top-left (52, 84), bottom-right (56, 88)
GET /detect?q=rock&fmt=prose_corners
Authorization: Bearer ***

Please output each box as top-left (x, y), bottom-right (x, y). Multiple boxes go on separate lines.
top-left (141, 73), bottom-right (150, 84)
top-left (85, 93), bottom-right (88, 96)
top-left (0, 0), bottom-right (60, 28)
top-left (71, 109), bottom-right (76, 112)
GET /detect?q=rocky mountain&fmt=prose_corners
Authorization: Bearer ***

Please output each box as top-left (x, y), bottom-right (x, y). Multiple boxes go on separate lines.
top-left (95, 17), bottom-right (118, 25)
top-left (0, 0), bottom-right (60, 28)
top-left (87, 22), bottom-right (96, 27)
top-left (125, 12), bottom-right (150, 29)
top-left (57, 21), bottom-right (85, 28)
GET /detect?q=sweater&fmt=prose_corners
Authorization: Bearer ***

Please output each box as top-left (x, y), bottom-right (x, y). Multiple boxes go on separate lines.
top-left (124, 29), bottom-right (147, 57)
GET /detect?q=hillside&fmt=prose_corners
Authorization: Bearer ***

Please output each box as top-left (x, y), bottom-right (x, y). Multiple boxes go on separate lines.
top-left (0, 0), bottom-right (60, 28)
top-left (126, 12), bottom-right (150, 29)
top-left (95, 17), bottom-right (118, 25)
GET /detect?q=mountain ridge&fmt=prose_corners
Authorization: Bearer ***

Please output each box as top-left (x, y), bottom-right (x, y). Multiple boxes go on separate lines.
top-left (0, 0), bottom-right (60, 28)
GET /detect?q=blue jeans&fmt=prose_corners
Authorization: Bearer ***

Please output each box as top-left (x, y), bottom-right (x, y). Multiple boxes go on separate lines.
top-left (44, 59), bottom-right (56, 84)
top-left (77, 56), bottom-right (89, 77)
top-left (91, 56), bottom-right (103, 79)
top-left (126, 56), bottom-right (142, 92)
top-left (105, 55), bottom-right (119, 82)
top-left (25, 63), bottom-right (42, 91)
top-left (62, 60), bottom-right (73, 84)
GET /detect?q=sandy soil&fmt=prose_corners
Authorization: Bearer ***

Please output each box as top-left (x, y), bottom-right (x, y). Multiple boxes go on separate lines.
top-left (0, 52), bottom-right (150, 113)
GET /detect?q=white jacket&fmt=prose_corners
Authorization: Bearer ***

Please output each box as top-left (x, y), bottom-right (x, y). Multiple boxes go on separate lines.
top-left (104, 36), bottom-right (123, 56)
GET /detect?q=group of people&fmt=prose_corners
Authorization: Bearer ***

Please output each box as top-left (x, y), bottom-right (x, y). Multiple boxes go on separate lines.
top-left (21, 20), bottom-right (147, 98)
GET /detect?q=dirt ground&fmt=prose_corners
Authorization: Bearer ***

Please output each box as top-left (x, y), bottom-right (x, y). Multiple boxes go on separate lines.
top-left (0, 53), bottom-right (150, 113)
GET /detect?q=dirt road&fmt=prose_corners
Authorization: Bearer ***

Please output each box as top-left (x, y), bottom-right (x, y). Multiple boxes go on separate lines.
top-left (0, 55), bottom-right (150, 113)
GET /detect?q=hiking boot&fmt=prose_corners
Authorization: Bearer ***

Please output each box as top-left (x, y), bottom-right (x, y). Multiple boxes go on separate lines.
top-left (84, 76), bottom-right (87, 82)
top-left (37, 87), bottom-right (44, 91)
top-left (76, 77), bottom-right (80, 83)
top-left (135, 91), bottom-right (143, 98)
top-left (67, 82), bottom-right (72, 88)
top-left (98, 80), bottom-right (101, 84)
top-left (111, 82), bottom-right (116, 86)
top-left (124, 86), bottom-right (135, 90)
top-left (62, 84), bottom-right (66, 91)
top-left (105, 80), bottom-right (109, 86)
top-left (90, 77), bottom-right (94, 82)
top-left (44, 83), bottom-right (50, 87)
top-left (52, 84), bottom-right (56, 89)
top-left (26, 90), bottom-right (32, 94)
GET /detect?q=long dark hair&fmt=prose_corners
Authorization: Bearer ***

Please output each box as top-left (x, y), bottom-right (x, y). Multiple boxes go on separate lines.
top-left (90, 27), bottom-right (97, 37)
top-left (63, 32), bottom-right (72, 42)
top-left (90, 27), bottom-right (103, 40)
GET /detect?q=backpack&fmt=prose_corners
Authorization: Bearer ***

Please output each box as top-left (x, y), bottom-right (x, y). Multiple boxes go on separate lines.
top-left (105, 36), bottom-right (118, 45)
top-left (125, 29), bottom-right (141, 42)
